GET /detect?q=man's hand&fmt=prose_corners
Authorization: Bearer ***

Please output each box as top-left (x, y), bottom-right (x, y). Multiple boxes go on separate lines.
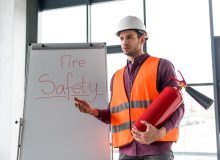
top-left (131, 120), bottom-right (166, 145)
top-left (73, 97), bottom-right (98, 116)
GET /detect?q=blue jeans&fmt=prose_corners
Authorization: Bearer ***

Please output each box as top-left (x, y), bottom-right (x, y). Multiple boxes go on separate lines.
top-left (119, 151), bottom-right (174, 160)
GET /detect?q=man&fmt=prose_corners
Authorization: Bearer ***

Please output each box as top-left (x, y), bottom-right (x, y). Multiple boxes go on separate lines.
top-left (74, 16), bottom-right (185, 160)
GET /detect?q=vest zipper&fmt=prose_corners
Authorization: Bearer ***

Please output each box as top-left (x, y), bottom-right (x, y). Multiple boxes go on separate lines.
top-left (128, 64), bottom-right (134, 131)
top-left (128, 79), bottom-right (132, 131)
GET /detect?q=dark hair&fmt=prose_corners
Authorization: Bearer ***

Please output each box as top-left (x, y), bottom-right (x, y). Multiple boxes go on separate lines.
top-left (134, 29), bottom-right (145, 38)
top-left (117, 29), bottom-right (148, 40)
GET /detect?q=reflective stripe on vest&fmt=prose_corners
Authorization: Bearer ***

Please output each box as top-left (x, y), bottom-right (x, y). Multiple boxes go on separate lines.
top-left (110, 56), bottom-right (179, 148)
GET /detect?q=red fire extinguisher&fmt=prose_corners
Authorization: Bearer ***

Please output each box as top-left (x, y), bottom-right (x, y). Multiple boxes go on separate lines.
top-left (133, 70), bottom-right (213, 132)
top-left (133, 86), bottom-right (183, 132)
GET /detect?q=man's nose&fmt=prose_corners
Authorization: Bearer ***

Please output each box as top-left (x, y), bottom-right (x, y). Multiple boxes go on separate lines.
top-left (122, 38), bottom-right (128, 45)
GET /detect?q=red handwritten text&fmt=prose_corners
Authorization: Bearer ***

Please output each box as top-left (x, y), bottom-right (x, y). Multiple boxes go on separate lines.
top-left (34, 72), bottom-right (103, 103)
top-left (60, 55), bottom-right (86, 69)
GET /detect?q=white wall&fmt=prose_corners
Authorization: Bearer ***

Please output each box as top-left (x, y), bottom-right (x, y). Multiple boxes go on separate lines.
top-left (0, 0), bottom-right (26, 160)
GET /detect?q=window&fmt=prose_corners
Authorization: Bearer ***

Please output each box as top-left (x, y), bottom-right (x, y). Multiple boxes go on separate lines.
top-left (212, 0), bottom-right (220, 36)
top-left (146, 0), bottom-right (213, 84)
top-left (173, 86), bottom-right (216, 159)
top-left (107, 53), bottom-right (127, 96)
top-left (38, 5), bottom-right (87, 43)
top-left (145, 0), bottom-right (217, 159)
top-left (91, 0), bottom-right (144, 45)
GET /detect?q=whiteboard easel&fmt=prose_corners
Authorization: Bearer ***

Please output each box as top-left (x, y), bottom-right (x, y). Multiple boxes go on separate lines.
top-left (19, 43), bottom-right (111, 160)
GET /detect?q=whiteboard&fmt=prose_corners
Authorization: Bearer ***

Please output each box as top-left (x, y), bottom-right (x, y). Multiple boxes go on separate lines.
top-left (20, 43), bottom-right (110, 160)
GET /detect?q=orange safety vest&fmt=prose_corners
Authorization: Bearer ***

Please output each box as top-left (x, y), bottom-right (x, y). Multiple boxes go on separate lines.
top-left (110, 56), bottom-right (179, 148)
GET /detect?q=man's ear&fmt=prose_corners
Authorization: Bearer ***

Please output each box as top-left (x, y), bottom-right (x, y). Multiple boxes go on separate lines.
top-left (140, 35), bottom-right (145, 43)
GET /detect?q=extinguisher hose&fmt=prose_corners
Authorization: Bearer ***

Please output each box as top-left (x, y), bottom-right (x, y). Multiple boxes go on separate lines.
top-left (170, 70), bottom-right (187, 90)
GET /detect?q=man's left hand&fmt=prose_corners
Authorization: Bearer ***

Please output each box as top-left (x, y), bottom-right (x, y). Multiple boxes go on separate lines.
top-left (131, 120), bottom-right (166, 145)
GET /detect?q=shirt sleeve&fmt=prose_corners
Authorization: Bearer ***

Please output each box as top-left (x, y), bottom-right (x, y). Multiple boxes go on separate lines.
top-left (157, 58), bottom-right (185, 132)
top-left (157, 58), bottom-right (178, 92)
top-left (96, 108), bottom-right (111, 124)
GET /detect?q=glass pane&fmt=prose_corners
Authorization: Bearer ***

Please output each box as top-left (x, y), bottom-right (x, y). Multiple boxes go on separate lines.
top-left (212, 0), bottom-right (220, 36)
top-left (107, 53), bottom-right (127, 97)
top-left (38, 6), bottom-right (86, 43)
top-left (145, 0), bottom-right (213, 83)
top-left (91, 0), bottom-right (144, 45)
top-left (107, 53), bottom-right (127, 160)
top-left (173, 85), bottom-right (217, 160)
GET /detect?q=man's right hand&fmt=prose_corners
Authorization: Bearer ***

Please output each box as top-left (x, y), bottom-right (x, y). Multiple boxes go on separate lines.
top-left (73, 97), bottom-right (98, 116)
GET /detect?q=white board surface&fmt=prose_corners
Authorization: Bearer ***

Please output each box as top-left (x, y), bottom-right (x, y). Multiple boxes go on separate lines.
top-left (20, 43), bottom-right (110, 160)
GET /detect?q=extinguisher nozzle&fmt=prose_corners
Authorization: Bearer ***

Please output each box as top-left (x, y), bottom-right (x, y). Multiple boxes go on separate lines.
top-left (185, 86), bottom-right (214, 110)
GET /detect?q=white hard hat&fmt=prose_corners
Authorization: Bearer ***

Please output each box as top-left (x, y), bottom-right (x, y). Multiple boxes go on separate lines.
top-left (115, 16), bottom-right (147, 36)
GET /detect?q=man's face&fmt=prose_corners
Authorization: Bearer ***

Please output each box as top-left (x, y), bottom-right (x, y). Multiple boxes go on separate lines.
top-left (119, 30), bottom-right (144, 58)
